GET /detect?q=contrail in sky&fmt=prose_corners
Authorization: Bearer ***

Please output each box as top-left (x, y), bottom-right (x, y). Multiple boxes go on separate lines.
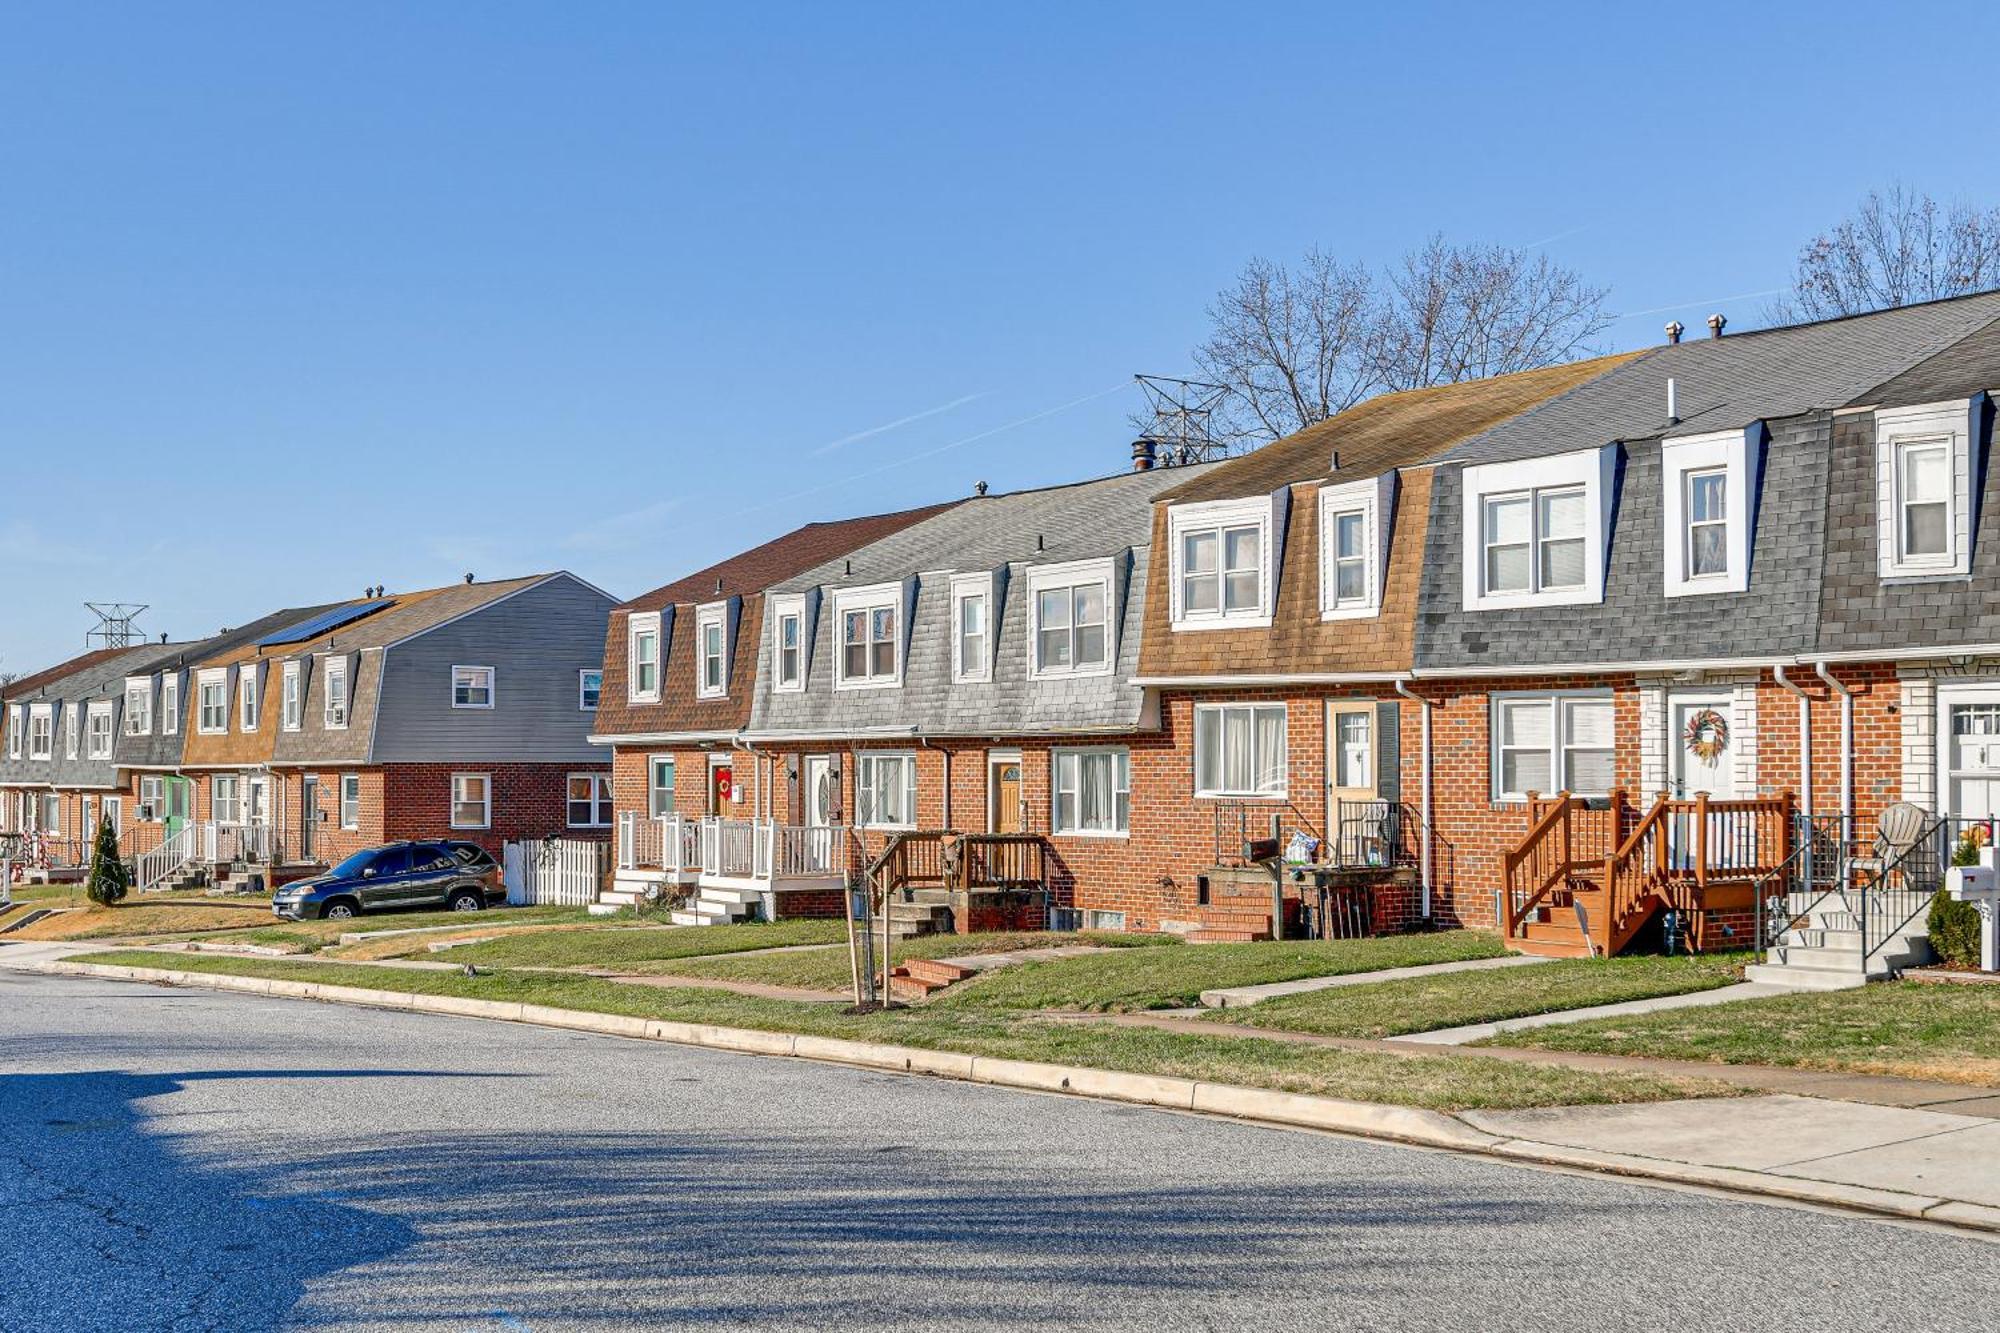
top-left (809, 392), bottom-right (988, 456)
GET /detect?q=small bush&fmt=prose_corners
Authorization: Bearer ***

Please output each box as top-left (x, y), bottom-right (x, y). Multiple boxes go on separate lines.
top-left (1928, 889), bottom-right (1983, 967)
top-left (84, 816), bottom-right (132, 906)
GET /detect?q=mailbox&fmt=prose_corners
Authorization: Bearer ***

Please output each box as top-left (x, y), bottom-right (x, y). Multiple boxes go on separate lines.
top-left (1946, 852), bottom-right (2000, 974)
top-left (1947, 863), bottom-right (1996, 903)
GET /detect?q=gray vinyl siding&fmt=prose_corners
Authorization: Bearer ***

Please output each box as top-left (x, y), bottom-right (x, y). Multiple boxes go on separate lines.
top-left (368, 574), bottom-right (616, 764)
top-left (0, 645), bottom-right (163, 792)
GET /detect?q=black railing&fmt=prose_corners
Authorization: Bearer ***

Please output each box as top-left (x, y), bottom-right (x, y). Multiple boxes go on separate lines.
top-left (1759, 809), bottom-right (1970, 970)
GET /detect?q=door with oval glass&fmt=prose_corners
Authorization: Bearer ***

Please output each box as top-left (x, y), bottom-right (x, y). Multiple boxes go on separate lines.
top-left (801, 755), bottom-right (838, 871)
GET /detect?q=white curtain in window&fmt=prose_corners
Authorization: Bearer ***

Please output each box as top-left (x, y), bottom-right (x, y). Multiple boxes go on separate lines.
top-left (1253, 706), bottom-right (1286, 792)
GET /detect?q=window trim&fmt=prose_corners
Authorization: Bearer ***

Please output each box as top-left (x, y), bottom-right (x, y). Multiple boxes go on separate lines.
top-left (160, 674), bottom-right (179, 736)
top-left (853, 750), bottom-right (919, 829)
top-left (578, 668), bottom-right (602, 711)
top-left (281, 660), bottom-right (303, 731)
top-left (833, 583), bottom-right (904, 691)
top-left (322, 656), bottom-right (350, 730)
top-left (451, 664), bottom-right (496, 710)
top-left (26, 704), bottom-right (53, 761)
top-left (1460, 447), bottom-right (1615, 611)
top-left (197, 669), bottom-right (230, 735)
top-left (339, 773), bottom-right (362, 830)
top-left (1318, 474), bottom-right (1396, 621)
top-left (1050, 746), bottom-right (1131, 839)
top-left (1027, 558), bottom-right (1116, 680)
top-left (138, 775), bottom-right (165, 823)
top-left (1167, 497), bottom-right (1276, 630)
top-left (123, 677), bottom-right (153, 736)
top-left (1876, 399), bottom-right (1979, 581)
top-left (86, 701), bottom-right (114, 760)
top-left (627, 611), bottom-right (663, 702)
top-left (1488, 689), bottom-right (1617, 804)
top-left (949, 573), bottom-right (994, 684)
top-left (769, 593), bottom-right (808, 694)
top-left (646, 753), bottom-right (676, 819)
top-left (239, 668), bottom-right (260, 732)
top-left (1661, 427), bottom-right (1758, 597)
top-left (566, 772), bottom-right (613, 828)
top-left (4, 705), bottom-right (18, 759)
top-left (449, 772), bottom-right (492, 830)
top-left (694, 601), bottom-right (729, 701)
top-left (1191, 702), bottom-right (1289, 800)
top-left (64, 702), bottom-right (79, 760)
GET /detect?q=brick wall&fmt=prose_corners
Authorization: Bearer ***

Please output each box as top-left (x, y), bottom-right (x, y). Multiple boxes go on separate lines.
top-left (379, 761), bottom-right (611, 859)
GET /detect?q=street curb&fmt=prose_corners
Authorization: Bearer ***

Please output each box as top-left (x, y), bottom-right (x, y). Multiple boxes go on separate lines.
top-left (38, 957), bottom-right (2000, 1236)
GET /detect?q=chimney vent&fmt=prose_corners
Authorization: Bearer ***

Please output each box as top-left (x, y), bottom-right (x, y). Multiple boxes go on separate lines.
top-left (1130, 439), bottom-right (1157, 472)
top-left (714, 576), bottom-right (723, 595)
top-left (160, 632), bottom-right (168, 644)
top-left (974, 480), bottom-right (988, 496)
top-left (1707, 313), bottom-right (1727, 339)
top-left (1665, 320), bottom-right (1684, 345)
top-left (1667, 377), bottom-right (1680, 425)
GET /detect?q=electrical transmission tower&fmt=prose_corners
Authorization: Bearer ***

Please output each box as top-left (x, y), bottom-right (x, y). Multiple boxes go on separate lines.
top-left (1131, 374), bottom-right (1232, 466)
top-left (84, 603), bottom-right (148, 650)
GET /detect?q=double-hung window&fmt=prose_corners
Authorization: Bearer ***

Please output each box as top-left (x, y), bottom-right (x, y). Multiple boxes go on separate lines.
top-left (452, 665), bottom-right (495, 709)
top-left (26, 706), bottom-right (52, 761)
top-left (87, 703), bottom-right (113, 759)
top-left (138, 776), bottom-right (164, 822)
top-left (647, 755), bottom-right (676, 818)
top-left (4, 705), bottom-right (19, 760)
top-left (323, 658), bottom-right (349, 729)
top-left (950, 574), bottom-right (992, 683)
top-left (240, 670), bottom-right (260, 731)
top-left (1483, 487), bottom-right (1584, 595)
top-left (578, 669), bottom-right (602, 710)
top-left (1898, 440), bottom-right (1951, 562)
top-left (64, 704), bottom-right (79, 759)
top-left (282, 661), bottom-right (303, 730)
top-left (1662, 428), bottom-right (1758, 597)
top-left (628, 613), bottom-right (662, 701)
top-left (198, 673), bottom-right (228, 734)
top-left (450, 773), bottom-right (491, 829)
top-left (161, 675), bottom-right (179, 735)
top-left (1463, 448), bottom-right (1613, 610)
top-left (1053, 748), bottom-right (1130, 836)
top-left (1193, 703), bottom-right (1288, 798)
top-left (1170, 498), bottom-right (1271, 628)
top-left (836, 586), bottom-right (901, 688)
top-left (1492, 693), bottom-right (1616, 801)
top-left (1029, 561), bottom-right (1113, 678)
top-left (855, 752), bottom-right (918, 828)
top-left (1684, 469), bottom-right (1728, 577)
top-left (567, 773), bottom-right (612, 827)
top-left (1318, 475), bottom-right (1394, 619)
top-left (773, 605), bottom-right (804, 691)
top-left (213, 775), bottom-right (241, 824)
top-left (1870, 401), bottom-right (1975, 580)
top-left (695, 603), bottom-right (728, 699)
top-left (124, 679), bottom-right (152, 735)
top-left (339, 774), bottom-right (361, 830)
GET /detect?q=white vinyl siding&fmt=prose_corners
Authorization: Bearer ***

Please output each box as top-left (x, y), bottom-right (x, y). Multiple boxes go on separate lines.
top-left (1193, 703), bottom-right (1288, 798)
top-left (450, 773), bottom-right (491, 829)
top-left (566, 773), bottom-right (612, 827)
top-left (1492, 692), bottom-right (1616, 802)
top-left (452, 665), bottom-right (495, 709)
top-left (1052, 748), bottom-right (1130, 836)
top-left (855, 752), bottom-right (918, 828)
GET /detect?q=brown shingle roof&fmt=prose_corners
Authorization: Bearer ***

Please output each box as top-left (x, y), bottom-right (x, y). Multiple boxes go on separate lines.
top-left (0, 647), bottom-right (132, 700)
top-left (1156, 353), bottom-right (1643, 505)
top-left (620, 502), bottom-right (962, 612)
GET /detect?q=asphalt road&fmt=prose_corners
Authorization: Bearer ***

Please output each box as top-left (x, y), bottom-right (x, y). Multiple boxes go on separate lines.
top-left (5, 969), bottom-right (1999, 1332)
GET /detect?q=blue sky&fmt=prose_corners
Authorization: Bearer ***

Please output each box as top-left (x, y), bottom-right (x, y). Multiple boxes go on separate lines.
top-left (1, 1), bottom-right (1992, 672)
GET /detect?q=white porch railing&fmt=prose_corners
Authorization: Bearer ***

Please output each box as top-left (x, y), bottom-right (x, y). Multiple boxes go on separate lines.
top-left (198, 821), bottom-right (275, 866)
top-left (617, 813), bottom-right (701, 873)
top-left (136, 824), bottom-right (201, 893)
top-left (618, 814), bottom-right (847, 884)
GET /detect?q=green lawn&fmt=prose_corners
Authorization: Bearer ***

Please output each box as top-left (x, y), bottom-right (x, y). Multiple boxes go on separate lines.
top-left (1483, 980), bottom-right (2000, 1087)
top-left (432, 919), bottom-right (849, 968)
top-left (655, 930), bottom-right (1167, 991)
top-left (80, 950), bottom-right (1739, 1112)
top-left (934, 931), bottom-right (1511, 1013)
top-left (184, 905), bottom-right (602, 954)
top-left (1211, 953), bottom-right (1747, 1039)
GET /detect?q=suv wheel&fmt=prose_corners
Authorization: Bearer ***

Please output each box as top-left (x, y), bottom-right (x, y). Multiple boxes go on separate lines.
top-left (447, 889), bottom-right (485, 913)
top-left (320, 898), bottom-right (359, 921)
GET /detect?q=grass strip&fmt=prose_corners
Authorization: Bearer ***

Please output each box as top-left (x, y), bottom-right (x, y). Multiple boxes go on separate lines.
top-left (78, 950), bottom-right (1735, 1111)
top-left (653, 930), bottom-right (1165, 989)
top-left (430, 919), bottom-right (850, 968)
top-left (1480, 979), bottom-right (2000, 1087)
top-left (1211, 953), bottom-right (1747, 1039)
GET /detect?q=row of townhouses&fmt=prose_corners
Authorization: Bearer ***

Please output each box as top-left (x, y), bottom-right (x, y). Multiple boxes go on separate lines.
top-left (0, 573), bottom-right (615, 890)
top-left (589, 291), bottom-right (2000, 968)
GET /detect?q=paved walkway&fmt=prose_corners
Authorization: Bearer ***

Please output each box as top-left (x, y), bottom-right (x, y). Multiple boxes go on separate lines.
top-left (1389, 980), bottom-right (1803, 1045)
top-left (1199, 954), bottom-right (1550, 1009)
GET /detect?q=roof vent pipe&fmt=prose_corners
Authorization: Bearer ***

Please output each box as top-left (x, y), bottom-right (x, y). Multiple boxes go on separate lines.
top-left (1708, 313), bottom-right (1727, 339)
top-left (1130, 439), bottom-right (1157, 472)
top-left (1328, 450), bottom-right (1340, 473)
top-left (1665, 320), bottom-right (1684, 345)
top-left (464, 573), bottom-right (474, 584)
top-left (974, 480), bottom-right (988, 496)
top-left (1667, 377), bottom-right (1679, 425)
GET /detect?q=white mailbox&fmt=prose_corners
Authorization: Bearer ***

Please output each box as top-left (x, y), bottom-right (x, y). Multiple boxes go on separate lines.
top-left (1946, 853), bottom-right (2000, 974)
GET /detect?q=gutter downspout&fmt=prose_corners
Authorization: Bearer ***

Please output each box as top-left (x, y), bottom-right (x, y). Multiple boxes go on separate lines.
top-left (1771, 664), bottom-right (1813, 819)
top-left (1393, 679), bottom-right (1435, 922)
top-left (1812, 662), bottom-right (1854, 828)
top-left (729, 736), bottom-right (760, 819)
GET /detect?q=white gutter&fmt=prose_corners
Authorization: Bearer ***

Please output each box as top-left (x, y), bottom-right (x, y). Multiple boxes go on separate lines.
top-left (1813, 661), bottom-right (1854, 827)
top-left (1131, 672), bottom-right (1412, 688)
top-left (587, 729), bottom-right (741, 746)
top-left (1771, 664), bottom-right (1813, 818)
top-left (1393, 679), bottom-right (1435, 921)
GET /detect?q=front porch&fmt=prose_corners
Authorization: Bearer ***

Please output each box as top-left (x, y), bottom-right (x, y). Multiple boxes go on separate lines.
top-left (134, 820), bottom-right (324, 894)
top-left (608, 813), bottom-right (848, 922)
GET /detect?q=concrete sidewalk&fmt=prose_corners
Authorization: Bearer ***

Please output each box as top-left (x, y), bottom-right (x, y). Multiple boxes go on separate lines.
top-left (1390, 980), bottom-right (1802, 1044)
top-left (1198, 954), bottom-right (1550, 1009)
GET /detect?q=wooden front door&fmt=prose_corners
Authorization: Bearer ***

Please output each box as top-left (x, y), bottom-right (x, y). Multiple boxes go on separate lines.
top-left (708, 757), bottom-right (733, 815)
top-left (1325, 702), bottom-right (1378, 862)
top-left (989, 754), bottom-right (1023, 834)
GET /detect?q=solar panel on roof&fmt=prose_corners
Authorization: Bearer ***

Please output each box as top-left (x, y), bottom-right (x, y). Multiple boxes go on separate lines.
top-left (252, 599), bottom-right (394, 647)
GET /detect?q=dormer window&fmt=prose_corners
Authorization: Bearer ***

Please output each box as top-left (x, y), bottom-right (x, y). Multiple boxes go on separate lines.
top-left (124, 679), bottom-right (152, 735)
top-left (1661, 426), bottom-right (1759, 597)
top-left (86, 701), bottom-right (113, 759)
top-left (65, 704), bottom-right (79, 759)
top-left (950, 573), bottom-right (993, 684)
top-left (161, 675), bottom-right (179, 735)
top-left (282, 661), bottom-right (303, 730)
top-left (769, 593), bottom-right (807, 693)
top-left (1461, 446), bottom-right (1614, 611)
top-left (835, 584), bottom-right (902, 689)
top-left (198, 671), bottom-right (229, 734)
top-left (26, 705), bottom-right (52, 760)
top-left (1168, 497), bottom-right (1276, 630)
top-left (628, 612), bottom-right (661, 702)
top-left (4, 705), bottom-right (19, 760)
top-left (695, 603), bottom-right (728, 700)
top-left (1028, 559), bottom-right (1114, 679)
top-left (240, 670), bottom-right (261, 731)
top-left (1876, 399), bottom-right (1980, 580)
top-left (1318, 474), bottom-right (1396, 620)
top-left (323, 658), bottom-right (349, 729)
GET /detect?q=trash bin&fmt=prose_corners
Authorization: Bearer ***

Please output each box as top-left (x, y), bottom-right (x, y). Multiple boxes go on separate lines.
top-left (246, 873), bottom-right (266, 897)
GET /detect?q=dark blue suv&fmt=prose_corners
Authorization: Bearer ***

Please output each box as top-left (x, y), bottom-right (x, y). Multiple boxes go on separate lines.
top-left (271, 841), bottom-right (503, 921)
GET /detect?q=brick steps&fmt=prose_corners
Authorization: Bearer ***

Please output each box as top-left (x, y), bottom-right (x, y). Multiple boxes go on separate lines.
top-left (1188, 927), bottom-right (1271, 943)
top-left (884, 957), bottom-right (978, 1001)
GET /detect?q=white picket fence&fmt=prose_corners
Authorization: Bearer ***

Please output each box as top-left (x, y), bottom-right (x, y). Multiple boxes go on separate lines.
top-left (503, 837), bottom-right (608, 906)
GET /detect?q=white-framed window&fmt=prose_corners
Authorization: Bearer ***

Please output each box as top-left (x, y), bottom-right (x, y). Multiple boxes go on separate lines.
top-left (1661, 427), bottom-right (1759, 597)
top-left (949, 573), bottom-right (993, 684)
top-left (1028, 559), bottom-right (1114, 679)
top-left (1318, 474), bottom-right (1396, 620)
top-left (281, 661), bottom-right (303, 730)
top-left (64, 703), bottom-right (79, 760)
top-left (566, 773), bottom-right (612, 827)
top-left (4, 705), bottom-right (18, 759)
top-left (452, 665), bottom-right (495, 709)
top-left (1193, 703), bottom-right (1288, 798)
top-left (197, 671), bottom-right (229, 734)
top-left (339, 773), bottom-right (361, 829)
top-left (647, 754), bottom-right (676, 818)
top-left (239, 670), bottom-right (260, 732)
top-left (123, 678), bottom-right (153, 735)
top-left (628, 612), bottom-right (662, 701)
top-left (1876, 399), bottom-right (1977, 580)
top-left (769, 593), bottom-right (807, 693)
top-left (1052, 747), bottom-right (1130, 836)
top-left (854, 751), bottom-right (919, 828)
top-left (213, 775), bottom-right (241, 824)
top-left (835, 584), bottom-right (902, 689)
top-left (86, 702), bottom-right (114, 759)
top-left (578, 669), bottom-right (602, 711)
top-left (450, 773), bottom-right (491, 829)
top-left (1461, 447), bottom-right (1614, 610)
top-left (161, 674), bottom-right (179, 735)
top-left (695, 602), bottom-right (728, 700)
top-left (1491, 692), bottom-right (1616, 802)
top-left (1168, 497), bottom-right (1274, 629)
top-left (102, 797), bottom-right (122, 837)
top-left (41, 793), bottom-right (61, 835)
top-left (323, 657), bottom-right (350, 729)
top-left (138, 776), bottom-right (165, 822)
top-left (26, 705), bottom-right (53, 761)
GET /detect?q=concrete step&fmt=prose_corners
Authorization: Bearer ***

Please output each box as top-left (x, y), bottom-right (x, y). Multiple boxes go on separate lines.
top-left (1508, 936), bottom-right (1594, 959)
top-left (1743, 961), bottom-right (1868, 990)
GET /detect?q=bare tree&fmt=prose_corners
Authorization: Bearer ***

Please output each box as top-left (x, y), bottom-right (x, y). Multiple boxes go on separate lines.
top-left (1191, 250), bottom-right (1380, 444)
top-left (1187, 237), bottom-right (1611, 444)
top-left (1372, 235), bottom-right (1614, 391)
top-left (1775, 185), bottom-right (2000, 321)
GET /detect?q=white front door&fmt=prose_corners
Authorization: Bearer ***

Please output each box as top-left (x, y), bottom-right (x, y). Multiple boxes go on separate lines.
top-left (1670, 695), bottom-right (1736, 868)
top-left (1939, 688), bottom-right (2000, 820)
top-left (246, 775), bottom-right (270, 825)
top-left (801, 755), bottom-right (836, 872)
